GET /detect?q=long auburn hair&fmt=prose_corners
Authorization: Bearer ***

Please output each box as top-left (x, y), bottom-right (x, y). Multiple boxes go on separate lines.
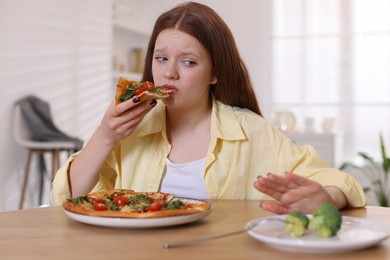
top-left (142, 2), bottom-right (262, 116)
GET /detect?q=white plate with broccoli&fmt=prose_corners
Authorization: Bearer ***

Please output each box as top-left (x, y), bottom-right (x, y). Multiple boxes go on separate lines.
top-left (246, 214), bottom-right (390, 254)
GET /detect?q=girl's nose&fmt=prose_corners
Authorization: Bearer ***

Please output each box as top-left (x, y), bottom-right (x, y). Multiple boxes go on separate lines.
top-left (164, 64), bottom-right (179, 81)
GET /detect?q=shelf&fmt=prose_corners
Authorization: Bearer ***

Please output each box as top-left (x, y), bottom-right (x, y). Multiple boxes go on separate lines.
top-left (112, 0), bottom-right (151, 36)
top-left (111, 1), bottom-right (149, 85)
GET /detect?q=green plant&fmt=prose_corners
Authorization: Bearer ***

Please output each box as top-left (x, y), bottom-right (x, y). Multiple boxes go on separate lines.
top-left (340, 134), bottom-right (390, 207)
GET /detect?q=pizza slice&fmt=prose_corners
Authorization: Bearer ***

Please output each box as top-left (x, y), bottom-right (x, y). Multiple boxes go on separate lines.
top-left (115, 77), bottom-right (170, 105)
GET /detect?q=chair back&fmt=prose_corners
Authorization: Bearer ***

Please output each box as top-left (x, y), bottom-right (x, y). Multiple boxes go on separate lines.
top-left (13, 105), bottom-right (32, 147)
top-left (13, 95), bottom-right (83, 151)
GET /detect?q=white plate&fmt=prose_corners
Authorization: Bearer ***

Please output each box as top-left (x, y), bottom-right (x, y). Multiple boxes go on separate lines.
top-left (64, 198), bottom-right (212, 228)
top-left (246, 215), bottom-right (390, 254)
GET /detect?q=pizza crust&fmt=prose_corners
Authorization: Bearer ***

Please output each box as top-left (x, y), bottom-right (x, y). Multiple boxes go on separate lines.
top-left (86, 189), bottom-right (136, 198)
top-left (115, 77), bottom-right (137, 105)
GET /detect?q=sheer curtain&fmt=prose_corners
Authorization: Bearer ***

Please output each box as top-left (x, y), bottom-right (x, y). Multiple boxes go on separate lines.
top-left (271, 0), bottom-right (390, 162)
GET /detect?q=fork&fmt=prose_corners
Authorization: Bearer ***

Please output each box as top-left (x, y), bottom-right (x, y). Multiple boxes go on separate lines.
top-left (163, 218), bottom-right (286, 249)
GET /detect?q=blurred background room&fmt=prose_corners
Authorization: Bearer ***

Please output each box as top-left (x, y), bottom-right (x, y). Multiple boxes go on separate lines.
top-left (1, 0), bottom-right (389, 211)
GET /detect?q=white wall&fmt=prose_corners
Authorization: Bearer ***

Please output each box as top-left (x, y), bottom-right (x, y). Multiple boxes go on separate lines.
top-left (0, 0), bottom-right (113, 211)
top-left (0, 0), bottom-right (272, 211)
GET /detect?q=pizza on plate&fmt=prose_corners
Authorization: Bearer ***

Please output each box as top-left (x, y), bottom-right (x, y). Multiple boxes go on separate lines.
top-left (115, 77), bottom-right (170, 105)
top-left (63, 189), bottom-right (211, 218)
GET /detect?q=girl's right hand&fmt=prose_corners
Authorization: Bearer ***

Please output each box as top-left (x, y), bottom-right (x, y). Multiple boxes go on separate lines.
top-left (98, 97), bottom-right (157, 145)
top-left (69, 96), bottom-right (158, 197)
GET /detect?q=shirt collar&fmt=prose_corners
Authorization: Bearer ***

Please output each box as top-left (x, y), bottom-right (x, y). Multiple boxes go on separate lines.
top-left (210, 98), bottom-right (247, 141)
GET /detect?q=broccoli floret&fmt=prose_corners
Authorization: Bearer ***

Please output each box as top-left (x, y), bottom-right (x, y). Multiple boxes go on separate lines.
top-left (285, 211), bottom-right (310, 237)
top-left (308, 202), bottom-right (342, 238)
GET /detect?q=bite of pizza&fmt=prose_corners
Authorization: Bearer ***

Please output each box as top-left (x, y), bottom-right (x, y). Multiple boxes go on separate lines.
top-left (115, 77), bottom-right (170, 105)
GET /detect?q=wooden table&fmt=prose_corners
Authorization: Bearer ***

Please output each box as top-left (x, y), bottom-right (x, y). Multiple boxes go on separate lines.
top-left (1, 201), bottom-right (390, 259)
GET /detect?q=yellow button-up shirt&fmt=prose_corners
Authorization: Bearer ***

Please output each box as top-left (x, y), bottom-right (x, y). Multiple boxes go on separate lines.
top-left (51, 99), bottom-right (366, 207)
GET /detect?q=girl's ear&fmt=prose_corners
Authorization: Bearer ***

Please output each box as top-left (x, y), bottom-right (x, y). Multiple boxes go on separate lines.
top-left (210, 75), bottom-right (218, 85)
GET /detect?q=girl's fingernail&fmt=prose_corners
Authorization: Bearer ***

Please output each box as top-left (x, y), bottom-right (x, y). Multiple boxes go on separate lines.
top-left (149, 99), bottom-right (157, 106)
top-left (133, 97), bottom-right (141, 103)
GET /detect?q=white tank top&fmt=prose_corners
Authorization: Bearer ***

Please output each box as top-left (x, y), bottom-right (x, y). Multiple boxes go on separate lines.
top-left (160, 157), bottom-right (210, 200)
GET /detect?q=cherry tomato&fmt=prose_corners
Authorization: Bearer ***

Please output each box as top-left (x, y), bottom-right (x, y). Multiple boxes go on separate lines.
top-left (88, 197), bottom-right (106, 204)
top-left (113, 195), bottom-right (128, 207)
top-left (148, 201), bottom-right (163, 212)
top-left (143, 81), bottom-right (155, 89)
top-left (94, 203), bottom-right (107, 211)
top-left (111, 191), bottom-right (124, 197)
top-left (134, 81), bottom-right (155, 96)
top-left (134, 86), bottom-right (148, 96)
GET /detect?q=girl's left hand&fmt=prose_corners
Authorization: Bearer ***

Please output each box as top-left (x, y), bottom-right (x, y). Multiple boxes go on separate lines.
top-left (253, 172), bottom-right (346, 214)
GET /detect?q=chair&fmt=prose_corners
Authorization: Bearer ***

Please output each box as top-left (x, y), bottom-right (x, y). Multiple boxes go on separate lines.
top-left (13, 96), bottom-right (83, 209)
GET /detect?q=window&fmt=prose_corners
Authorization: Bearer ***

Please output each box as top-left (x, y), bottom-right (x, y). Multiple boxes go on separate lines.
top-left (271, 0), bottom-right (390, 162)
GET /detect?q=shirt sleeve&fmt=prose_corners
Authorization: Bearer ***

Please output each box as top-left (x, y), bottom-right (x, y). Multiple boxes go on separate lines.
top-left (50, 152), bottom-right (78, 206)
top-left (278, 136), bottom-right (367, 208)
top-left (50, 151), bottom-right (119, 206)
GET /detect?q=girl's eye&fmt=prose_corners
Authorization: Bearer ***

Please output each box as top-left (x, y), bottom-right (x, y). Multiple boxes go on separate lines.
top-left (154, 56), bottom-right (167, 62)
top-left (182, 60), bottom-right (196, 66)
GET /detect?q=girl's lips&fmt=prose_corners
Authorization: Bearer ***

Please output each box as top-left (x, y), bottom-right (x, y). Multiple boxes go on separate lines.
top-left (162, 84), bottom-right (177, 94)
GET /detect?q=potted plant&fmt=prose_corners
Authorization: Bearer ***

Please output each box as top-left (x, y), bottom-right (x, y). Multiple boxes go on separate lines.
top-left (340, 134), bottom-right (390, 207)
